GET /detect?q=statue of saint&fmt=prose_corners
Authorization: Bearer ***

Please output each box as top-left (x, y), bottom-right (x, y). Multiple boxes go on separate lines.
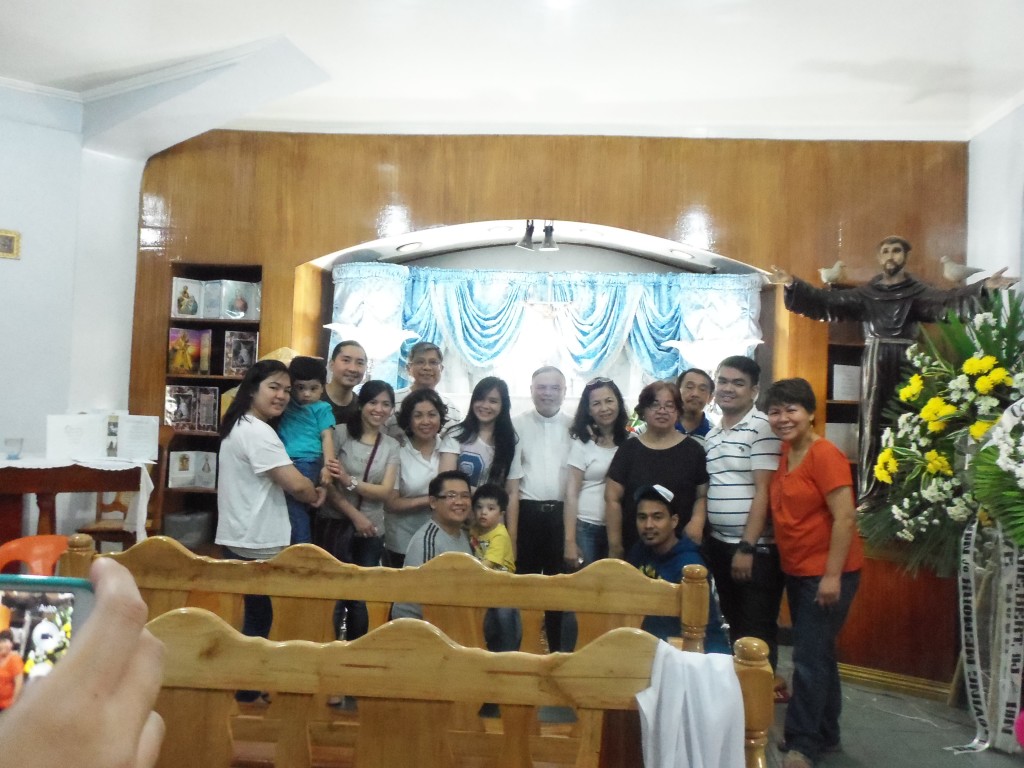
top-left (769, 236), bottom-right (1016, 501)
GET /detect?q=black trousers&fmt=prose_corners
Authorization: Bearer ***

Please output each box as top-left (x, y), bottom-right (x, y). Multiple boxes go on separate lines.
top-left (703, 535), bottom-right (784, 671)
top-left (516, 499), bottom-right (567, 652)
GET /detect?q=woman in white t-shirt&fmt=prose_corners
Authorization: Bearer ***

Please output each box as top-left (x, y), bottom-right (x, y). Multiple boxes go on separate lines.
top-left (217, 360), bottom-right (326, 669)
top-left (383, 389), bottom-right (458, 567)
top-left (447, 376), bottom-right (523, 524)
top-left (563, 377), bottom-right (629, 570)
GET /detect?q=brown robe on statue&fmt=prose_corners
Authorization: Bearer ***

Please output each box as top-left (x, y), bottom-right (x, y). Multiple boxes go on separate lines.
top-left (784, 273), bottom-right (984, 501)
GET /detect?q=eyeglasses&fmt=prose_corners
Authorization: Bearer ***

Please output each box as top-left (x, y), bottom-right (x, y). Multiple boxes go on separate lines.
top-left (648, 401), bottom-right (678, 412)
top-left (586, 377), bottom-right (613, 386)
top-left (412, 360), bottom-right (442, 368)
top-left (437, 492), bottom-right (472, 502)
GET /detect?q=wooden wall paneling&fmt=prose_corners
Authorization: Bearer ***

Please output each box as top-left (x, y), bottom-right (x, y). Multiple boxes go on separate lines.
top-left (836, 553), bottom-right (959, 684)
top-left (132, 133), bottom-right (968, 427)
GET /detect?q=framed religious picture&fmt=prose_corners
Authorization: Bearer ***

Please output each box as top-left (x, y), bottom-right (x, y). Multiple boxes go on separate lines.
top-left (223, 330), bottom-right (258, 377)
top-left (0, 229), bottom-right (20, 260)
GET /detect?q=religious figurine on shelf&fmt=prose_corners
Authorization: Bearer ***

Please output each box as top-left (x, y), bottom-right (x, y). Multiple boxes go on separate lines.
top-left (768, 235), bottom-right (1017, 502)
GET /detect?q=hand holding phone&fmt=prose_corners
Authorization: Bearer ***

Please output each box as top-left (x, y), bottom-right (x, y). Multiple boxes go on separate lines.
top-left (0, 559), bottom-right (165, 768)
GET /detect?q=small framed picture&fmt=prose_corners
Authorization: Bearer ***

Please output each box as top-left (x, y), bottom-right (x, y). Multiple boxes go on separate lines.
top-left (0, 230), bottom-right (20, 260)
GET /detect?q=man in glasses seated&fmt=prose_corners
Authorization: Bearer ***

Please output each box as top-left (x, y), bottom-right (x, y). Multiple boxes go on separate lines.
top-left (391, 470), bottom-right (474, 620)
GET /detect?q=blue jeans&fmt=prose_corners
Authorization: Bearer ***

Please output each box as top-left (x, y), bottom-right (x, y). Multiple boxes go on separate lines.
top-left (484, 607), bottom-right (522, 652)
top-left (286, 458), bottom-right (322, 544)
top-left (335, 534), bottom-right (384, 640)
top-left (224, 548), bottom-right (273, 702)
top-left (784, 570), bottom-right (860, 761)
top-left (575, 519), bottom-right (608, 565)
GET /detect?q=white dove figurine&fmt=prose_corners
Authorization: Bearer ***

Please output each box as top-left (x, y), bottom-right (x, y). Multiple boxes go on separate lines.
top-left (818, 260), bottom-right (846, 285)
top-left (941, 256), bottom-right (985, 283)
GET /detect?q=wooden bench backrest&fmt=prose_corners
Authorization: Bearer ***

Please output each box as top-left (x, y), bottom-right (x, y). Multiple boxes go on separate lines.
top-left (149, 608), bottom-right (770, 768)
top-left (61, 535), bottom-right (710, 652)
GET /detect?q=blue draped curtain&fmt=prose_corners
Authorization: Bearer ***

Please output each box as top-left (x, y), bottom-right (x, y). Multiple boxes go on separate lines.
top-left (332, 263), bottom-right (763, 384)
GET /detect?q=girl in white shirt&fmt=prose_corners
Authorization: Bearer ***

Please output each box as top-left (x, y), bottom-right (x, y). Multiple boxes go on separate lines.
top-left (217, 360), bottom-right (326, 668)
top-left (563, 377), bottom-right (629, 569)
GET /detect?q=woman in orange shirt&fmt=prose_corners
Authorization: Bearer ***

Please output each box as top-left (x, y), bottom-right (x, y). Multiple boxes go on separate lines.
top-left (764, 378), bottom-right (863, 768)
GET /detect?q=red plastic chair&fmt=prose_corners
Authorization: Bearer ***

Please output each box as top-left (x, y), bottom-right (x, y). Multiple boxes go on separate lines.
top-left (0, 535), bottom-right (70, 575)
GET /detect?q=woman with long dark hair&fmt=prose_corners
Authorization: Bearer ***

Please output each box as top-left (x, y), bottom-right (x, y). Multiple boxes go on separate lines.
top-left (319, 379), bottom-right (400, 640)
top-left (563, 377), bottom-right (629, 569)
top-left (448, 376), bottom-right (522, 533)
top-left (382, 388), bottom-right (459, 567)
top-left (217, 359), bottom-right (325, 700)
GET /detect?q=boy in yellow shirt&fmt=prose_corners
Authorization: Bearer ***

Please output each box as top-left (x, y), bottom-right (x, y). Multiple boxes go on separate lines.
top-left (470, 484), bottom-right (520, 651)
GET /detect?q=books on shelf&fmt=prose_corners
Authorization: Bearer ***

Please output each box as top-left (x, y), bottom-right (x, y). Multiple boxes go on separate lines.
top-left (165, 386), bottom-right (220, 432)
top-left (46, 413), bottom-right (159, 463)
top-left (224, 330), bottom-right (258, 377)
top-left (167, 327), bottom-right (212, 374)
top-left (170, 278), bottom-right (261, 321)
top-left (168, 451), bottom-right (217, 489)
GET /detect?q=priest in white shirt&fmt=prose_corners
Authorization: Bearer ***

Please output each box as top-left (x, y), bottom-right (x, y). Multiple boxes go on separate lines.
top-left (512, 366), bottom-right (573, 651)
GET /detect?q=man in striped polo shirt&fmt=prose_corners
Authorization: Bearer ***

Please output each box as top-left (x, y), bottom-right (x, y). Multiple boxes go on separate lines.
top-left (703, 355), bottom-right (784, 674)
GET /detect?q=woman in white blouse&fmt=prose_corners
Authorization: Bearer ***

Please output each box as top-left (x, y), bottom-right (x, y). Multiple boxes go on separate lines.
top-left (383, 389), bottom-right (458, 567)
top-left (563, 377), bottom-right (629, 569)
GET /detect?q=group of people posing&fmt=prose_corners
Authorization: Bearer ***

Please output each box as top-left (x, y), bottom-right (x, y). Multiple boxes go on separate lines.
top-left (216, 338), bottom-right (862, 768)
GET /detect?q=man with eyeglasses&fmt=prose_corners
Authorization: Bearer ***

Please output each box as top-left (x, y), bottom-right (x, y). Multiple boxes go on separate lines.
top-left (703, 355), bottom-right (784, 678)
top-left (391, 469), bottom-right (474, 620)
top-left (387, 342), bottom-right (463, 440)
top-left (512, 366), bottom-right (573, 652)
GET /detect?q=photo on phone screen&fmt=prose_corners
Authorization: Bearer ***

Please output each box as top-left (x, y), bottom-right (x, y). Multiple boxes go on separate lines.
top-left (0, 576), bottom-right (94, 693)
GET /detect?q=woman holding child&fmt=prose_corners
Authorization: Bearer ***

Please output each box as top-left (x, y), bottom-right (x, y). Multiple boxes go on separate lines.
top-left (563, 377), bottom-right (629, 569)
top-left (383, 389), bottom-right (459, 567)
top-left (320, 379), bottom-right (401, 640)
top-left (217, 359), bottom-right (326, 699)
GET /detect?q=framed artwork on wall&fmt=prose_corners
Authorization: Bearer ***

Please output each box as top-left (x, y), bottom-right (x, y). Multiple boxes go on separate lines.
top-left (0, 230), bottom-right (20, 260)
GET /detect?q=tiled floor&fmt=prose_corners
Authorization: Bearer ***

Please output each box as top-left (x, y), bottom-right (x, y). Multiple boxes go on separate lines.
top-left (769, 649), bottom-right (1022, 767)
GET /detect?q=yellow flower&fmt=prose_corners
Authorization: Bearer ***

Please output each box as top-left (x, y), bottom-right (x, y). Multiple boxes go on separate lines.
top-left (969, 420), bottom-right (996, 440)
top-left (963, 355), bottom-right (997, 375)
top-left (874, 448), bottom-right (898, 483)
top-left (978, 508), bottom-right (992, 527)
top-left (899, 374), bottom-right (924, 402)
top-left (919, 396), bottom-right (947, 422)
top-left (927, 420), bottom-right (947, 433)
top-left (989, 367), bottom-right (1012, 386)
top-left (975, 375), bottom-right (994, 394)
top-left (924, 450), bottom-right (953, 476)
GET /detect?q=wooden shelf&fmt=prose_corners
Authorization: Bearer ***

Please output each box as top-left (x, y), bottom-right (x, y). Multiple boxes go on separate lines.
top-left (172, 429), bottom-right (220, 437)
top-left (167, 486), bottom-right (217, 494)
top-left (168, 318), bottom-right (260, 328)
top-left (827, 399), bottom-right (860, 406)
top-left (167, 374), bottom-right (244, 382)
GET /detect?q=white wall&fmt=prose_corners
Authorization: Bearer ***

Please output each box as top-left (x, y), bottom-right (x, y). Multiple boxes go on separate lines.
top-left (967, 104), bottom-right (1024, 280)
top-left (67, 150), bottom-right (145, 413)
top-left (0, 88), bottom-right (83, 456)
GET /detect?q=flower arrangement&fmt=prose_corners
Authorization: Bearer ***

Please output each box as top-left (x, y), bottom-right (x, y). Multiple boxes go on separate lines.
top-left (859, 290), bottom-right (1024, 575)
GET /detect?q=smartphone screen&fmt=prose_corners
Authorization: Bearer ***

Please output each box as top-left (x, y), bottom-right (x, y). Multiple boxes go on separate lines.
top-left (0, 575), bottom-right (94, 686)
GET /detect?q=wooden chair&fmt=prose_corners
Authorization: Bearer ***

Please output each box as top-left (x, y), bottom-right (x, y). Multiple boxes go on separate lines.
top-left (149, 608), bottom-right (770, 768)
top-left (0, 534), bottom-right (69, 575)
top-left (77, 424), bottom-right (174, 547)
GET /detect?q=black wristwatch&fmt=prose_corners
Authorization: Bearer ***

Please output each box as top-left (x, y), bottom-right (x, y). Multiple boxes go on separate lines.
top-left (736, 541), bottom-right (756, 555)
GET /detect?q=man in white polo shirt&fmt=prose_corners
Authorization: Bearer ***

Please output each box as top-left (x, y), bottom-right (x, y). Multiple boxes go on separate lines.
top-left (512, 366), bottom-right (572, 651)
top-left (703, 355), bottom-right (783, 674)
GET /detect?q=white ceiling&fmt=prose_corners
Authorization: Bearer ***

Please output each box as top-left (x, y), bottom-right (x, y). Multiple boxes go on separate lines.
top-left (3, 0), bottom-right (1024, 141)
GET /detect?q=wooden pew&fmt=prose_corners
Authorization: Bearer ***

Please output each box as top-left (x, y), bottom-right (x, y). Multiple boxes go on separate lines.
top-left (150, 608), bottom-right (769, 768)
top-left (59, 535), bottom-right (773, 768)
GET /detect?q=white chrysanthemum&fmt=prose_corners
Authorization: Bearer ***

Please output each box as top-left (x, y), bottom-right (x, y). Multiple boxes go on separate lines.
top-left (881, 427), bottom-right (894, 447)
top-left (905, 344), bottom-right (919, 361)
top-left (896, 529), bottom-right (915, 542)
top-left (975, 396), bottom-right (1001, 417)
top-left (972, 312), bottom-right (996, 329)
